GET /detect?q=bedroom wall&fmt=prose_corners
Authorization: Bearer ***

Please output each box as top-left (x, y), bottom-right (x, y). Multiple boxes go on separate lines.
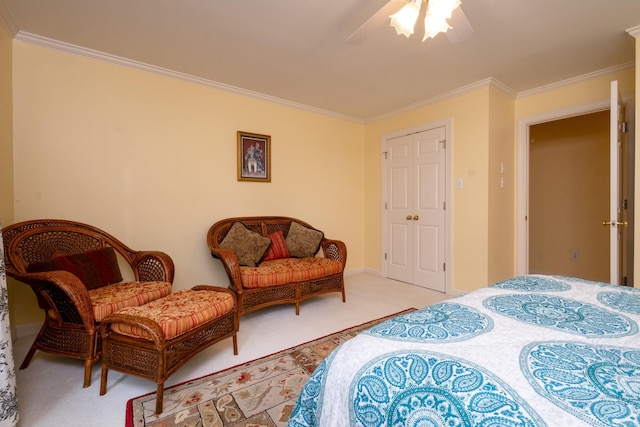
top-left (364, 84), bottom-right (496, 293)
top-left (0, 13), bottom-right (18, 329)
top-left (11, 41), bottom-right (366, 328)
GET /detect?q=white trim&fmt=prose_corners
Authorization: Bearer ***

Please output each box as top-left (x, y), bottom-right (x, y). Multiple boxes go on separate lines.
top-left (14, 32), bottom-right (365, 124)
top-left (517, 63), bottom-right (634, 99)
top-left (626, 25), bottom-right (640, 38)
top-left (516, 99), bottom-right (611, 275)
top-left (380, 118), bottom-right (453, 294)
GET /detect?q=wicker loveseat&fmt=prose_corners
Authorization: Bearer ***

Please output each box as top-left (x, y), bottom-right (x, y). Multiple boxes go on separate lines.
top-left (2, 219), bottom-right (175, 387)
top-left (207, 216), bottom-right (347, 317)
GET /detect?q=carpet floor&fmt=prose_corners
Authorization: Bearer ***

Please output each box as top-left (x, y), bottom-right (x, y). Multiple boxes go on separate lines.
top-left (126, 308), bottom-right (416, 427)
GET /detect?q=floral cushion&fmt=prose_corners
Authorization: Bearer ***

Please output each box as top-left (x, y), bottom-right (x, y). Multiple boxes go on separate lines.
top-left (220, 222), bottom-right (271, 267)
top-left (109, 288), bottom-right (235, 340)
top-left (240, 257), bottom-right (343, 289)
top-left (89, 281), bottom-right (172, 322)
top-left (262, 230), bottom-right (290, 262)
top-left (285, 222), bottom-right (324, 258)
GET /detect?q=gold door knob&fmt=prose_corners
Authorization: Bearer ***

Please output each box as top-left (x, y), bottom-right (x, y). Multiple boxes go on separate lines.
top-left (602, 220), bottom-right (628, 227)
top-left (406, 215), bottom-right (412, 220)
top-left (413, 215), bottom-right (419, 220)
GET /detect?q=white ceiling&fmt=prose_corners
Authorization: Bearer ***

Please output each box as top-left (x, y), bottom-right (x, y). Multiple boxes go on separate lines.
top-left (1, 0), bottom-right (639, 121)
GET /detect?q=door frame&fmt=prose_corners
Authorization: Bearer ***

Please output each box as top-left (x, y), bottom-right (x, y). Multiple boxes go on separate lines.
top-left (517, 99), bottom-right (616, 275)
top-left (381, 118), bottom-right (453, 293)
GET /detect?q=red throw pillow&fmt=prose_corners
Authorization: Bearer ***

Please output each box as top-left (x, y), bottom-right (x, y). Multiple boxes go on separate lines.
top-left (27, 247), bottom-right (123, 290)
top-left (262, 231), bottom-right (290, 262)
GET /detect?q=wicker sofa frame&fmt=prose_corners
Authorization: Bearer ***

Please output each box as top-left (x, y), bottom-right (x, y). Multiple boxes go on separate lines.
top-left (2, 219), bottom-right (175, 387)
top-left (207, 216), bottom-right (347, 317)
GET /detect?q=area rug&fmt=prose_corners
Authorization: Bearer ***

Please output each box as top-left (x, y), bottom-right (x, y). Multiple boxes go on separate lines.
top-left (126, 308), bottom-right (416, 427)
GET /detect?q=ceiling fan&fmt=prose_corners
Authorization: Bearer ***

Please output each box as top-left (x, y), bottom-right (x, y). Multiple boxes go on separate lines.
top-left (346, 0), bottom-right (474, 45)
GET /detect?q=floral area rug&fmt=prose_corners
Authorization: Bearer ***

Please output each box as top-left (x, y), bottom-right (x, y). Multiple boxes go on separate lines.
top-left (126, 308), bottom-right (416, 427)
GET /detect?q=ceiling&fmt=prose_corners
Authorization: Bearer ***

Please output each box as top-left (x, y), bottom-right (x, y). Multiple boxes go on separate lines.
top-left (1, 0), bottom-right (639, 121)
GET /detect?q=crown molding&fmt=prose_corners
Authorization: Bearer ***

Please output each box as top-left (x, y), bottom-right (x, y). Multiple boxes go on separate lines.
top-left (14, 31), bottom-right (365, 124)
top-left (516, 62), bottom-right (635, 99)
top-left (627, 25), bottom-right (640, 38)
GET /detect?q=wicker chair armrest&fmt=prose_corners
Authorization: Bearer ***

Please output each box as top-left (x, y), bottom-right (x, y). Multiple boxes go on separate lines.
top-left (101, 313), bottom-right (166, 347)
top-left (209, 248), bottom-right (244, 292)
top-left (132, 251), bottom-right (175, 283)
top-left (321, 238), bottom-right (347, 266)
top-left (12, 270), bottom-right (97, 330)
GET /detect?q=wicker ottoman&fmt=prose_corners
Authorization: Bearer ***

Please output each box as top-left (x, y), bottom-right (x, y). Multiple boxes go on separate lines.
top-left (99, 285), bottom-right (238, 414)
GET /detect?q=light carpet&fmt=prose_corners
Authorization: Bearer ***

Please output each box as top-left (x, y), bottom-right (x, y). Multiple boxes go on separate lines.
top-left (126, 308), bottom-right (416, 427)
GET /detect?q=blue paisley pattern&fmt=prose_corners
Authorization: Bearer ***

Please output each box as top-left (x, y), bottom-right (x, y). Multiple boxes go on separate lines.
top-left (288, 349), bottom-right (336, 427)
top-left (491, 275), bottom-right (571, 292)
top-left (349, 351), bottom-right (546, 427)
top-left (598, 291), bottom-right (640, 315)
top-left (484, 294), bottom-right (637, 337)
top-left (363, 303), bottom-right (493, 342)
top-left (522, 342), bottom-right (640, 427)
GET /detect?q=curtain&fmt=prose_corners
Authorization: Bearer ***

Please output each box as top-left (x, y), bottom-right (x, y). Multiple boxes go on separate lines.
top-left (0, 224), bottom-right (18, 426)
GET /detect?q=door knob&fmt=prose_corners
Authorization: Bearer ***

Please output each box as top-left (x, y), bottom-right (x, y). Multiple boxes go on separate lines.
top-left (602, 220), bottom-right (628, 227)
top-left (406, 215), bottom-right (412, 220)
top-left (413, 216), bottom-right (419, 220)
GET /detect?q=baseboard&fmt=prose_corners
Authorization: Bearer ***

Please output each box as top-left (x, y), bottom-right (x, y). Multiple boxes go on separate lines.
top-left (14, 322), bottom-right (40, 340)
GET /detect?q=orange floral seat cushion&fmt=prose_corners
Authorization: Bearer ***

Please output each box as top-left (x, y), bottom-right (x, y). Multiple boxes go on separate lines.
top-left (240, 257), bottom-right (343, 289)
top-left (109, 288), bottom-right (235, 340)
top-left (89, 281), bottom-right (172, 322)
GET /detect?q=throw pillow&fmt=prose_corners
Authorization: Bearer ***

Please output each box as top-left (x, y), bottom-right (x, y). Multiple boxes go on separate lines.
top-left (219, 222), bottom-right (271, 267)
top-left (285, 221), bottom-right (324, 258)
top-left (27, 247), bottom-right (123, 290)
top-left (262, 230), bottom-right (290, 262)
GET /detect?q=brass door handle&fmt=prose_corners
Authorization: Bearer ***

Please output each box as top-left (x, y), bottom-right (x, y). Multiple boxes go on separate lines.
top-left (406, 215), bottom-right (412, 220)
top-left (413, 215), bottom-right (419, 220)
top-left (602, 220), bottom-right (628, 227)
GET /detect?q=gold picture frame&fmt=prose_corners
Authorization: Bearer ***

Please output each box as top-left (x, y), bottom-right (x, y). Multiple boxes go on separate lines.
top-left (237, 131), bottom-right (271, 182)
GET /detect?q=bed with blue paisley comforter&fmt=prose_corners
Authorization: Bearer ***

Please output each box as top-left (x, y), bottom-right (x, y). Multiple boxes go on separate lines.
top-left (287, 275), bottom-right (640, 427)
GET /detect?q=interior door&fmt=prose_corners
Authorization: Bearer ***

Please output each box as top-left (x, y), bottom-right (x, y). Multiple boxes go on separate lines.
top-left (386, 127), bottom-right (446, 292)
top-left (607, 80), bottom-right (625, 284)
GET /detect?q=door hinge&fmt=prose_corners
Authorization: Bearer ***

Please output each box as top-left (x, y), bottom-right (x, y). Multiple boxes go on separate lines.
top-left (623, 276), bottom-right (628, 286)
top-left (385, 253), bottom-right (388, 260)
top-left (623, 199), bottom-right (628, 210)
top-left (443, 262), bottom-right (446, 272)
top-left (621, 122), bottom-right (628, 133)
top-left (384, 151), bottom-right (388, 159)
top-left (385, 202), bottom-right (388, 210)
top-left (441, 139), bottom-right (446, 149)
top-left (443, 201), bottom-right (446, 210)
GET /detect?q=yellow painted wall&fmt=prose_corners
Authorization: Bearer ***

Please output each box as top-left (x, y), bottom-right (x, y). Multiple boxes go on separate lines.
top-left (635, 32), bottom-right (640, 289)
top-left (487, 86), bottom-right (516, 284)
top-left (0, 19), bottom-right (13, 227)
top-left (11, 41), bottom-right (365, 327)
top-left (365, 85), bottom-right (493, 292)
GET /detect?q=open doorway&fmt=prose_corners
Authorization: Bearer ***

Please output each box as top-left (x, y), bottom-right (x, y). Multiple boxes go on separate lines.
top-left (528, 112), bottom-right (610, 281)
top-left (517, 99), bottom-right (635, 285)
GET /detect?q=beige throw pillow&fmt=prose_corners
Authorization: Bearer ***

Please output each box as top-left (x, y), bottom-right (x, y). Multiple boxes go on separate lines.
top-left (285, 221), bottom-right (324, 258)
top-left (220, 222), bottom-right (271, 267)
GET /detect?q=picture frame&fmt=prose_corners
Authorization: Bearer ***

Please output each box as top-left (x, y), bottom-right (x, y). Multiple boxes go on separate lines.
top-left (237, 131), bottom-right (271, 182)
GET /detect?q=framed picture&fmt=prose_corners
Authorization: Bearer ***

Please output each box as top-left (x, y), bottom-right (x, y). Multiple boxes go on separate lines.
top-left (237, 131), bottom-right (271, 182)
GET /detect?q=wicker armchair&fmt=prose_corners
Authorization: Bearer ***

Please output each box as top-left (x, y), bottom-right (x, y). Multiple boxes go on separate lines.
top-left (2, 219), bottom-right (175, 387)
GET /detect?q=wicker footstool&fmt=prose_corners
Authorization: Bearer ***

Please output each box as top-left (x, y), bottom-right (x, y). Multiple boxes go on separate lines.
top-left (99, 285), bottom-right (238, 414)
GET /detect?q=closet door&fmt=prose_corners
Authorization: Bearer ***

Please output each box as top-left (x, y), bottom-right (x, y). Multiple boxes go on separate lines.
top-left (386, 126), bottom-right (446, 292)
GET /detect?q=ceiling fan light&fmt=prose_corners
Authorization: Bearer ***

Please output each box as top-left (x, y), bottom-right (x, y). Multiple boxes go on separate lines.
top-left (423, 13), bottom-right (452, 40)
top-left (389, 0), bottom-right (422, 38)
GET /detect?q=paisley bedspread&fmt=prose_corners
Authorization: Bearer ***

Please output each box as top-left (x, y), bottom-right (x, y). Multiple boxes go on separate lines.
top-left (287, 275), bottom-right (640, 427)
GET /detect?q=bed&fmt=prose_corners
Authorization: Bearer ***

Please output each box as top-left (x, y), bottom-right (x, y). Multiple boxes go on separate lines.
top-left (287, 275), bottom-right (640, 427)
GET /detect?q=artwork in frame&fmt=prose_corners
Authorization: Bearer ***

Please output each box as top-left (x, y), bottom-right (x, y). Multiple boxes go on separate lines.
top-left (237, 131), bottom-right (271, 182)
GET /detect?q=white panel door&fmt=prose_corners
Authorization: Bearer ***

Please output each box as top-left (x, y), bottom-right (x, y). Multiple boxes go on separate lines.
top-left (386, 126), bottom-right (446, 291)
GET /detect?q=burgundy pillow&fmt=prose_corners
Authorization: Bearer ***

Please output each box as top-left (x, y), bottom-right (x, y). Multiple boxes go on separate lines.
top-left (262, 231), bottom-right (291, 262)
top-left (27, 247), bottom-right (123, 290)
